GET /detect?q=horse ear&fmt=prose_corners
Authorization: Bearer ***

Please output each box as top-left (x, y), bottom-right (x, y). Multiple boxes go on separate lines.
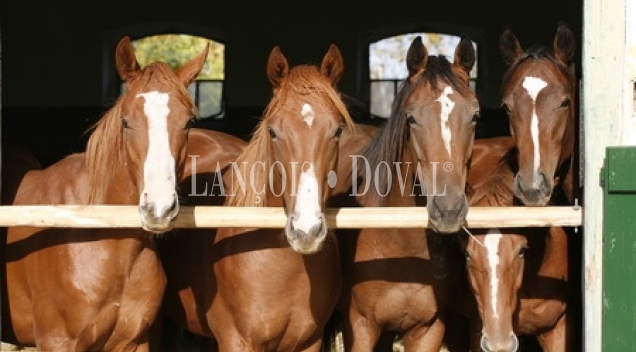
top-left (321, 44), bottom-right (344, 86)
top-left (406, 36), bottom-right (428, 77)
top-left (115, 36), bottom-right (141, 81)
top-left (553, 21), bottom-right (576, 65)
top-left (454, 35), bottom-right (476, 76)
top-left (267, 46), bottom-right (289, 89)
top-left (176, 42), bottom-right (210, 87)
top-left (500, 26), bottom-right (524, 66)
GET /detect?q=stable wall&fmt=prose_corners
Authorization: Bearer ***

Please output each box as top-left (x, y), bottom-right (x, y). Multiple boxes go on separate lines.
top-left (1, 0), bottom-right (582, 164)
top-left (2, 0), bottom-right (581, 109)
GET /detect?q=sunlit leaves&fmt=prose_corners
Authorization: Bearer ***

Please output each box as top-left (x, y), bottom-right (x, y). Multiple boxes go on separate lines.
top-left (132, 34), bottom-right (224, 79)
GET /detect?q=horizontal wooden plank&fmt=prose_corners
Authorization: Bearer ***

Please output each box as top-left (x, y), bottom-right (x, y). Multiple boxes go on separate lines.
top-left (0, 205), bottom-right (582, 229)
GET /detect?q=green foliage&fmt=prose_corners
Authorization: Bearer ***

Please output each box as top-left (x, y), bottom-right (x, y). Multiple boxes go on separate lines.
top-left (132, 34), bottom-right (224, 79)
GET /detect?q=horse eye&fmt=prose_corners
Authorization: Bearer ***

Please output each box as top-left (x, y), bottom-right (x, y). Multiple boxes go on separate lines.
top-left (268, 127), bottom-right (277, 139)
top-left (121, 118), bottom-right (131, 129)
top-left (335, 126), bottom-right (343, 139)
top-left (464, 250), bottom-right (471, 261)
top-left (472, 112), bottom-right (481, 124)
top-left (185, 117), bottom-right (197, 130)
top-left (519, 246), bottom-right (529, 258)
top-left (559, 98), bottom-right (571, 109)
top-left (502, 103), bottom-right (510, 113)
top-left (406, 115), bottom-right (417, 125)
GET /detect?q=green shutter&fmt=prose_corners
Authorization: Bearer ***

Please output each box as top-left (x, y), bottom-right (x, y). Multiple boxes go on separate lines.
top-left (602, 146), bottom-right (636, 351)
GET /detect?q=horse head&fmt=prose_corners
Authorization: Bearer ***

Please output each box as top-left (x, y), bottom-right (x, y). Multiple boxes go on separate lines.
top-left (96, 36), bottom-right (209, 233)
top-left (500, 22), bottom-right (577, 206)
top-left (389, 35), bottom-right (479, 233)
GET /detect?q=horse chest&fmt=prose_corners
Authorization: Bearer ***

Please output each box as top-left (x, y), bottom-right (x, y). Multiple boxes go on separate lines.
top-left (354, 229), bottom-right (429, 258)
top-left (516, 298), bottom-right (567, 334)
top-left (354, 281), bottom-right (439, 327)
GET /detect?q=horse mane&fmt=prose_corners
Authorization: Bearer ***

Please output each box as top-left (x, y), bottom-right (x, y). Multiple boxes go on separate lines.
top-left (84, 100), bottom-right (124, 204)
top-left (85, 62), bottom-right (195, 204)
top-left (360, 55), bottom-right (472, 203)
top-left (227, 64), bottom-right (355, 207)
top-left (501, 45), bottom-right (576, 94)
top-left (467, 149), bottom-right (516, 207)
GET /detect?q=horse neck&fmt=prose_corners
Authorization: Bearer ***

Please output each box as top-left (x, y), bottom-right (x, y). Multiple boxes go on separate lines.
top-left (559, 158), bottom-right (575, 205)
top-left (91, 157), bottom-right (141, 204)
top-left (556, 108), bottom-right (577, 205)
top-left (535, 226), bottom-right (569, 279)
top-left (108, 178), bottom-right (140, 204)
top-left (357, 157), bottom-right (421, 207)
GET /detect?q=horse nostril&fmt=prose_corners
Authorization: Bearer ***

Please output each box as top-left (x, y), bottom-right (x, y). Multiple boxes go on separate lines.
top-left (169, 199), bottom-right (178, 214)
top-left (539, 171), bottom-right (550, 189)
top-left (430, 197), bottom-right (442, 218)
top-left (457, 193), bottom-right (469, 217)
top-left (311, 220), bottom-right (325, 237)
top-left (480, 335), bottom-right (492, 352)
top-left (510, 334), bottom-right (520, 352)
top-left (454, 193), bottom-right (467, 210)
top-left (514, 173), bottom-right (524, 192)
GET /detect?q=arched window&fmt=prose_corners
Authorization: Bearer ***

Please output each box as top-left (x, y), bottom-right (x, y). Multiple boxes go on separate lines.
top-left (364, 25), bottom-right (483, 119)
top-left (104, 24), bottom-right (226, 119)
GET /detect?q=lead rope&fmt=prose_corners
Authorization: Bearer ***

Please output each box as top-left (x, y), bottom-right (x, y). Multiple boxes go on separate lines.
top-left (462, 225), bottom-right (484, 247)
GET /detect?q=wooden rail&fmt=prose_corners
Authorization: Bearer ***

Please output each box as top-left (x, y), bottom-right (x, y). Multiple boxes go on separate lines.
top-left (0, 205), bottom-right (582, 229)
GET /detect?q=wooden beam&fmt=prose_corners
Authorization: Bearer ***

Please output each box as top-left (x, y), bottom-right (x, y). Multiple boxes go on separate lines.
top-left (0, 205), bottom-right (582, 229)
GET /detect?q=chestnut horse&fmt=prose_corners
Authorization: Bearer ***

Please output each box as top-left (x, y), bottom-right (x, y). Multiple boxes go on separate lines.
top-left (499, 22), bottom-right (577, 206)
top-left (333, 35), bottom-right (479, 352)
top-left (3, 36), bottom-right (208, 351)
top-left (451, 136), bottom-right (571, 352)
top-left (159, 44), bottom-right (355, 352)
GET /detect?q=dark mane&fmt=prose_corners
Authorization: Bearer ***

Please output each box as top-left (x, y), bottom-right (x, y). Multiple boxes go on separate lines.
top-left (359, 55), bottom-right (472, 200)
top-left (227, 64), bottom-right (354, 207)
top-left (501, 45), bottom-right (575, 92)
top-left (85, 62), bottom-right (195, 204)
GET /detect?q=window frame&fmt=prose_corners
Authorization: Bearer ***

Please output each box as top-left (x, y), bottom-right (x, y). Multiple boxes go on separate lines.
top-left (103, 23), bottom-right (227, 118)
top-left (358, 23), bottom-right (488, 119)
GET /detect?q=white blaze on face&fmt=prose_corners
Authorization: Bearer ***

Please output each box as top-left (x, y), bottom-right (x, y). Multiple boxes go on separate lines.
top-left (136, 91), bottom-right (176, 215)
top-left (292, 162), bottom-right (322, 233)
top-left (522, 76), bottom-right (548, 182)
top-left (436, 86), bottom-right (455, 157)
top-left (484, 229), bottom-right (503, 319)
top-left (301, 103), bottom-right (315, 127)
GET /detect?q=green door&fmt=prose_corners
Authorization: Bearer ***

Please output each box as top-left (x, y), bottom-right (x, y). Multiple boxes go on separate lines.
top-left (601, 146), bottom-right (636, 350)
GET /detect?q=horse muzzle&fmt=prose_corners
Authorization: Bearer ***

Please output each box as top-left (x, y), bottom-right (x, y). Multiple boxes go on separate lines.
top-left (138, 193), bottom-right (179, 234)
top-left (428, 193), bottom-right (469, 234)
top-left (513, 171), bottom-right (553, 206)
top-left (285, 213), bottom-right (328, 254)
top-left (480, 333), bottom-right (519, 352)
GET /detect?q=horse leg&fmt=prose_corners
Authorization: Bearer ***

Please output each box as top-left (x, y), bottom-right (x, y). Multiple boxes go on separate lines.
top-left (30, 299), bottom-right (118, 352)
top-left (342, 312), bottom-right (382, 352)
top-left (302, 337), bottom-right (326, 352)
top-left (401, 318), bottom-right (446, 352)
top-left (90, 315), bottom-right (152, 352)
top-left (536, 312), bottom-right (568, 352)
